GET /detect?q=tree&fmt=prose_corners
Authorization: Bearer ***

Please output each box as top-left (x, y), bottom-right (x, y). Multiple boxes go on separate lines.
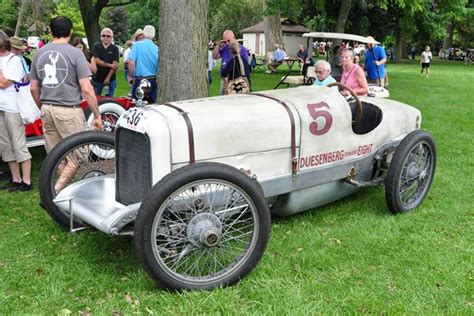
top-left (54, 1), bottom-right (86, 38)
top-left (209, 0), bottom-right (264, 41)
top-left (0, 0), bottom-right (19, 31)
top-left (78, 0), bottom-right (135, 50)
top-left (264, 1), bottom-right (283, 58)
top-left (15, 0), bottom-right (29, 36)
top-left (334, 0), bottom-right (352, 33)
top-left (103, 6), bottom-right (130, 44)
top-left (78, 0), bottom-right (109, 49)
top-left (126, 0), bottom-right (159, 36)
top-left (158, 0), bottom-right (209, 103)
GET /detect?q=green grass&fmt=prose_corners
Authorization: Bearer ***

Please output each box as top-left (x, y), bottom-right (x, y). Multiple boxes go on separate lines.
top-left (1, 59), bottom-right (473, 314)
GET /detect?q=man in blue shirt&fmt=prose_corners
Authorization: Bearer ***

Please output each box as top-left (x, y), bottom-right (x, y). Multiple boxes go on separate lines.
top-left (128, 25), bottom-right (159, 102)
top-left (364, 36), bottom-right (387, 87)
top-left (212, 30), bottom-right (250, 95)
top-left (266, 44), bottom-right (285, 74)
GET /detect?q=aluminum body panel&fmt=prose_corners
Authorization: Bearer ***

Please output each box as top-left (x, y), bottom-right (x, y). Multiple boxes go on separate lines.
top-left (53, 175), bottom-right (140, 235)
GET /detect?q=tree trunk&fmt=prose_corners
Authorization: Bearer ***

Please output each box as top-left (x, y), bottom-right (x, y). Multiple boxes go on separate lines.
top-left (394, 25), bottom-right (406, 63)
top-left (15, 0), bottom-right (29, 37)
top-left (158, 0), bottom-right (209, 103)
top-left (264, 13), bottom-right (283, 60)
top-left (442, 18), bottom-right (454, 49)
top-left (79, 0), bottom-right (109, 49)
top-left (334, 0), bottom-right (352, 33)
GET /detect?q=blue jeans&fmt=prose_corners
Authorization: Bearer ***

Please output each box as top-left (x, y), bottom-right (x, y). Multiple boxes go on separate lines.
top-left (94, 79), bottom-right (117, 97)
top-left (132, 78), bottom-right (157, 103)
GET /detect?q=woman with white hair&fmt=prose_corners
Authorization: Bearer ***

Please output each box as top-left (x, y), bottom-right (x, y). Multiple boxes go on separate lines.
top-left (313, 60), bottom-right (336, 87)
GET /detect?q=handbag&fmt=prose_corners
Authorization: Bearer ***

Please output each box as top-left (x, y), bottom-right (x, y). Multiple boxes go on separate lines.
top-left (225, 56), bottom-right (250, 95)
top-left (15, 81), bottom-right (41, 124)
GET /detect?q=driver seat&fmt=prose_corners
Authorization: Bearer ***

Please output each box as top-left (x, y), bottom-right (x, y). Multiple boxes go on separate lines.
top-left (353, 102), bottom-right (382, 134)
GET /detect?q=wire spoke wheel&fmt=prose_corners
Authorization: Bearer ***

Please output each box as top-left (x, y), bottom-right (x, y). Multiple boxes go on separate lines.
top-left (134, 162), bottom-right (271, 290)
top-left (101, 111), bottom-right (121, 133)
top-left (39, 131), bottom-right (115, 229)
top-left (397, 142), bottom-right (433, 208)
top-left (152, 180), bottom-right (257, 284)
top-left (385, 130), bottom-right (436, 213)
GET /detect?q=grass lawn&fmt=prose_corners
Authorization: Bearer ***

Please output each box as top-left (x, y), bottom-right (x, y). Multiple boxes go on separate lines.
top-left (0, 59), bottom-right (472, 314)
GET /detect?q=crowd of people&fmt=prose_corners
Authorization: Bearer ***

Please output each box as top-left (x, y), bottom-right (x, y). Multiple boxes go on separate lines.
top-left (0, 16), bottom-right (162, 192)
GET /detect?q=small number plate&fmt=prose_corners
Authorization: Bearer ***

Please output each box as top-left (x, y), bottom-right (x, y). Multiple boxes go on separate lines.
top-left (119, 108), bottom-right (146, 133)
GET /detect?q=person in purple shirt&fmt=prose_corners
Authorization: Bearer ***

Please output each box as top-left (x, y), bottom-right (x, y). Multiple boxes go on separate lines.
top-left (212, 30), bottom-right (250, 95)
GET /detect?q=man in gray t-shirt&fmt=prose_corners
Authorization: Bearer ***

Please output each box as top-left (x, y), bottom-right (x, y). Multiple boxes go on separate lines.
top-left (30, 16), bottom-right (101, 152)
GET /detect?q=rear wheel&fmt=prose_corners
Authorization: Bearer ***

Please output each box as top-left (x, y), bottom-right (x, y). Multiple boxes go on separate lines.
top-left (134, 162), bottom-right (271, 290)
top-left (39, 131), bottom-right (115, 229)
top-left (385, 130), bottom-right (436, 213)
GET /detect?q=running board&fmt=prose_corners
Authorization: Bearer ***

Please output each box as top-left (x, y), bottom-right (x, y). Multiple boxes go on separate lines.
top-left (346, 177), bottom-right (384, 187)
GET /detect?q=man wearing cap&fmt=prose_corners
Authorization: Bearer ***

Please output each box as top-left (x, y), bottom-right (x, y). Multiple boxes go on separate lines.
top-left (364, 36), bottom-right (387, 87)
top-left (92, 27), bottom-right (119, 97)
top-left (127, 25), bottom-right (159, 102)
top-left (9, 37), bottom-right (30, 80)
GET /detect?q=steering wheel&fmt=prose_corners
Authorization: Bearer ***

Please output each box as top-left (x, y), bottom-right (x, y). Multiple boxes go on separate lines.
top-left (327, 82), bottom-right (363, 124)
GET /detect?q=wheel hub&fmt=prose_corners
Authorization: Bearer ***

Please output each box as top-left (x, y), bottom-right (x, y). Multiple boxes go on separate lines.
top-left (103, 121), bottom-right (113, 132)
top-left (187, 213), bottom-right (222, 247)
top-left (406, 162), bottom-right (421, 179)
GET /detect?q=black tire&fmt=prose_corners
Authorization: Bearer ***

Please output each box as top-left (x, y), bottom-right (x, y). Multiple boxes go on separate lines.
top-left (385, 130), bottom-right (436, 214)
top-left (85, 99), bottom-right (126, 133)
top-left (39, 131), bottom-right (115, 229)
top-left (134, 162), bottom-right (271, 291)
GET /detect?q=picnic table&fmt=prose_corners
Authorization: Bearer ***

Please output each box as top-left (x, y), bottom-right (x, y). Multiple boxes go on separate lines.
top-left (274, 57), bottom-right (300, 89)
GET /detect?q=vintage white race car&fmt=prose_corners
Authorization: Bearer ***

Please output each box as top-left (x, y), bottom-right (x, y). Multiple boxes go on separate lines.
top-left (39, 83), bottom-right (436, 291)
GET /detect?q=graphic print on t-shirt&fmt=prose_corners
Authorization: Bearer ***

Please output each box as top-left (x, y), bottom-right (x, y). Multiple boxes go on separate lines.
top-left (37, 51), bottom-right (68, 88)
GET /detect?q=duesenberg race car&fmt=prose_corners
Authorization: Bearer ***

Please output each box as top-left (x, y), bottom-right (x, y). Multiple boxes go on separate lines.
top-left (39, 82), bottom-right (436, 291)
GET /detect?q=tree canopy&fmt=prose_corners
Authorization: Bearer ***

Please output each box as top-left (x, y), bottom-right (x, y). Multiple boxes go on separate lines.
top-left (0, 0), bottom-right (471, 50)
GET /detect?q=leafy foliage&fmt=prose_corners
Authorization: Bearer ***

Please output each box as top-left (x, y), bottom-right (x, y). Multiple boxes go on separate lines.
top-left (126, 0), bottom-right (160, 39)
top-left (103, 6), bottom-right (130, 44)
top-left (54, 1), bottom-right (86, 38)
top-left (209, 0), bottom-right (264, 41)
top-left (0, 0), bottom-right (18, 31)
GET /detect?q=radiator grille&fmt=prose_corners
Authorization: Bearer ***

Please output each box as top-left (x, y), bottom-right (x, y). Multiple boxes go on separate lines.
top-left (116, 128), bottom-right (152, 205)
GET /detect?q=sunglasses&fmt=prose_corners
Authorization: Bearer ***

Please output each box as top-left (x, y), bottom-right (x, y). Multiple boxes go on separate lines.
top-left (101, 34), bottom-right (111, 38)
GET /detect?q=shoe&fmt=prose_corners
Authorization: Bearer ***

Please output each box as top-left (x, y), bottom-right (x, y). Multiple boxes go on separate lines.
top-left (9, 181), bottom-right (32, 192)
top-left (265, 70), bottom-right (272, 74)
top-left (0, 180), bottom-right (19, 190)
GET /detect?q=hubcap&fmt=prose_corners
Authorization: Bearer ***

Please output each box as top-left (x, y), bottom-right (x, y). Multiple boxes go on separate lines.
top-left (187, 213), bottom-right (222, 247)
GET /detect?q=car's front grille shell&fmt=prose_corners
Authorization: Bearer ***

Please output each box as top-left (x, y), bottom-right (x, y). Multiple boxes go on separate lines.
top-left (116, 128), bottom-right (152, 205)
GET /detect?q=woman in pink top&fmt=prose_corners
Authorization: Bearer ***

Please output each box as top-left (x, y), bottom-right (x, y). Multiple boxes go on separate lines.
top-left (340, 48), bottom-right (368, 96)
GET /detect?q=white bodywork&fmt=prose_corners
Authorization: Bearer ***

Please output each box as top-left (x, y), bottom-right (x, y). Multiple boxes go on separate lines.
top-left (120, 86), bottom-right (418, 183)
top-left (55, 85), bottom-right (421, 234)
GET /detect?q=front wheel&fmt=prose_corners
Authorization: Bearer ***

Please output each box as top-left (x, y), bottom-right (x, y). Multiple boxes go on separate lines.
top-left (134, 162), bottom-right (271, 291)
top-left (385, 130), bottom-right (436, 214)
top-left (39, 131), bottom-right (115, 229)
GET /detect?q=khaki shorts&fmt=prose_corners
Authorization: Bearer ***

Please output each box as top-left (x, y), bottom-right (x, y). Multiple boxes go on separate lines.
top-left (0, 111), bottom-right (32, 163)
top-left (41, 104), bottom-right (86, 153)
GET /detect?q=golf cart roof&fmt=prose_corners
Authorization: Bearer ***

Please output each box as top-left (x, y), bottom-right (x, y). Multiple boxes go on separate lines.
top-left (302, 32), bottom-right (379, 44)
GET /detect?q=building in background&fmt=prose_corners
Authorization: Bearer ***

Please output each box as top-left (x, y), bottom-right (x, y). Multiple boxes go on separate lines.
top-left (241, 18), bottom-right (310, 57)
